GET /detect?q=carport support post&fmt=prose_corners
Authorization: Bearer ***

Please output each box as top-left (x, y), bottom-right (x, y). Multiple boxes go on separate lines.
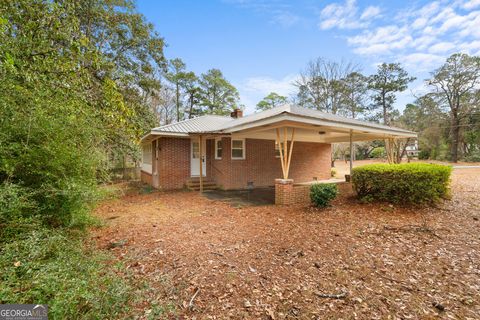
top-left (349, 129), bottom-right (353, 176)
top-left (199, 135), bottom-right (203, 193)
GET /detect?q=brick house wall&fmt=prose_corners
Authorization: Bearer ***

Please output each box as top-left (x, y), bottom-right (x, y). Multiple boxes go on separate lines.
top-left (140, 171), bottom-right (153, 185)
top-left (142, 137), bottom-right (331, 190)
top-left (209, 137), bottom-right (331, 190)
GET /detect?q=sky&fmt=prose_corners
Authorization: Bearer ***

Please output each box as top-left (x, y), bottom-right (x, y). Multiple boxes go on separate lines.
top-left (137, 0), bottom-right (480, 115)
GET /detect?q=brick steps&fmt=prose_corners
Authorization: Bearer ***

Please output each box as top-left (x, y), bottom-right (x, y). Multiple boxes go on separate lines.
top-left (186, 178), bottom-right (218, 191)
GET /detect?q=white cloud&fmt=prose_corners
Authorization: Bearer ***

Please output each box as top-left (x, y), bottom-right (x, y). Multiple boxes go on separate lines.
top-left (428, 42), bottom-right (456, 53)
top-left (241, 74), bottom-right (298, 96)
top-left (348, 25), bottom-right (413, 55)
top-left (237, 74), bottom-right (299, 113)
top-left (411, 35), bottom-right (437, 50)
top-left (343, 0), bottom-right (480, 71)
top-left (399, 53), bottom-right (445, 71)
top-left (360, 6), bottom-right (381, 20)
top-left (319, 0), bottom-right (360, 30)
top-left (463, 0), bottom-right (480, 10)
top-left (318, 0), bottom-right (382, 30)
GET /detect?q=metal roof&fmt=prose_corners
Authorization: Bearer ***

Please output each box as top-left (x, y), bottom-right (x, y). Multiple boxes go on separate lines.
top-left (151, 115), bottom-right (234, 134)
top-left (144, 104), bottom-right (416, 140)
top-left (217, 104), bottom-right (414, 135)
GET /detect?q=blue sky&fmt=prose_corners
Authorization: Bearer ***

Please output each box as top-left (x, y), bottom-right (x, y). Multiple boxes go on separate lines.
top-left (137, 0), bottom-right (480, 114)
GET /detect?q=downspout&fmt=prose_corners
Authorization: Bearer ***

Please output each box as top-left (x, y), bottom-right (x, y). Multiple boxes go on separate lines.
top-left (349, 129), bottom-right (353, 177)
top-left (199, 135), bottom-right (203, 192)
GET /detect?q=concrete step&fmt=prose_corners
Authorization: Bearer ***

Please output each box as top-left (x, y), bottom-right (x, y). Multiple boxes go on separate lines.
top-left (187, 185), bottom-right (218, 191)
top-left (186, 181), bottom-right (216, 186)
top-left (186, 179), bottom-right (218, 191)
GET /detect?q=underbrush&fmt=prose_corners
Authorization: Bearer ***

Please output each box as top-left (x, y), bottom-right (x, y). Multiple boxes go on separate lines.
top-left (0, 183), bottom-right (134, 319)
top-left (0, 226), bottom-right (132, 319)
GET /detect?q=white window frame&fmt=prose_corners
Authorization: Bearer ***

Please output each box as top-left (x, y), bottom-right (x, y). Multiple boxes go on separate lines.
top-left (141, 143), bottom-right (153, 173)
top-left (275, 141), bottom-right (285, 158)
top-left (231, 138), bottom-right (246, 160)
top-left (215, 138), bottom-right (223, 160)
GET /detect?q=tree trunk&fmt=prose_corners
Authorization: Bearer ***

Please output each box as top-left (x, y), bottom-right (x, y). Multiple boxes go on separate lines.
top-left (188, 92), bottom-right (194, 119)
top-left (451, 112), bottom-right (460, 162)
top-left (382, 91), bottom-right (389, 125)
top-left (176, 83), bottom-right (180, 122)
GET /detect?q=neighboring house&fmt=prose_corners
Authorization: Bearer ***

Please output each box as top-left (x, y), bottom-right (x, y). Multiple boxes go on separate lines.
top-left (405, 140), bottom-right (420, 157)
top-left (140, 104), bottom-right (416, 194)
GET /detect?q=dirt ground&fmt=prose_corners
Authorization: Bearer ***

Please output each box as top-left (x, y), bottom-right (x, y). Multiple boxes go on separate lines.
top-left (93, 166), bottom-right (480, 319)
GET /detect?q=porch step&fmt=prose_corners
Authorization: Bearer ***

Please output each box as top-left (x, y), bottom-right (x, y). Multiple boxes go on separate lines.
top-left (186, 179), bottom-right (218, 191)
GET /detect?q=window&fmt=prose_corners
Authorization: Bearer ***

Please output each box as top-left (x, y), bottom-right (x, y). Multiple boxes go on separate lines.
top-left (141, 143), bottom-right (152, 173)
top-left (275, 141), bottom-right (285, 158)
top-left (231, 139), bottom-right (245, 159)
top-left (192, 141), bottom-right (200, 159)
top-left (215, 138), bottom-right (223, 159)
top-left (142, 144), bottom-right (152, 164)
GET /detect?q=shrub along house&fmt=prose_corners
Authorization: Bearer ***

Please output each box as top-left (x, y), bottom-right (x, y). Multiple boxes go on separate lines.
top-left (140, 105), bottom-right (416, 204)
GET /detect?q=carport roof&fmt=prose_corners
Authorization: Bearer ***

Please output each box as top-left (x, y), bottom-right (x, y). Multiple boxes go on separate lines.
top-left (142, 104), bottom-right (416, 141)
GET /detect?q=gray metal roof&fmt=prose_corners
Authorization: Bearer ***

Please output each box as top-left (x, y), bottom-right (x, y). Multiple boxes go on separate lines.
top-left (151, 115), bottom-right (234, 133)
top-left (146, 104), bottom-right (415, 138)
top-left (218, 104), bottom-right (414, 134)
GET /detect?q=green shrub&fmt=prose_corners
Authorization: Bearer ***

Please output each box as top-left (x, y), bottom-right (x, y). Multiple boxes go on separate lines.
top-left (464, 151), bottom-right (480, 162)
top-left (352, 163), bottom-right (452, 204)
top-left (370, 147), bottom-right (385, 158)
top-left (310, 183), bottom-right (338, 207)
top-left (0, 227), bottom-right (132, 319)
top-left (418, 149), bottom-right (430, 160)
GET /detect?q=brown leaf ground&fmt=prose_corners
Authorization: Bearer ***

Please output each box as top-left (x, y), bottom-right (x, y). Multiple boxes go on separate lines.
top-left (92, 166), bottom-right (480, 319)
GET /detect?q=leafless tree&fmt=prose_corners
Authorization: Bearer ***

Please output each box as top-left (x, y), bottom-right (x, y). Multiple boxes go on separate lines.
top-left (294, 57), bottom-right (360, 114)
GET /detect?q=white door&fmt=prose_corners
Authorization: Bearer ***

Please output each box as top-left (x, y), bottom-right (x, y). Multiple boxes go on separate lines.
top-left (191, 138), bottom-right (206, 176)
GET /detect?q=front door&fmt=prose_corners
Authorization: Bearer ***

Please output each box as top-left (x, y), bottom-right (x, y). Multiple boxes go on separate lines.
top-left (191, 138), bottom-right (206, 176)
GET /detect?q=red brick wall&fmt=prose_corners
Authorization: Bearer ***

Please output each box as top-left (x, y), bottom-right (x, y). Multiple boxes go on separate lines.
top-left (210, 138), bottom-right (331, 190)
top-left (144, 137), bottom-right (331, 190)
top-left (140, 171), bottom-right (153, 185)
top-left (157, 137), bottom-right (190, 190)
top-left (276, 181), bottom-right (353, 205)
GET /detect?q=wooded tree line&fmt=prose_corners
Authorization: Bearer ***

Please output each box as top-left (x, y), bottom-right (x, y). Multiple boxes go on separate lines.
top-left (0, 0), bottom-right (242, 228)
top-left (256, 54), bottom-right (480, 163)
top-left (160, 61), bottom-right (240, 123)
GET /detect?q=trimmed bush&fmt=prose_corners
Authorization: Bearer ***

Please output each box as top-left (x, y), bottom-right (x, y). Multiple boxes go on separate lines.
top-left (310, 183), bottom-right (338, 207)
top-left (352, 163), bottom-right (452, 204)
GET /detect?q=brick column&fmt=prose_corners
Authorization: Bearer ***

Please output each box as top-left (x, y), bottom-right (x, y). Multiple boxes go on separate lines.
top-left (275, 179), bottom-right (294, 205)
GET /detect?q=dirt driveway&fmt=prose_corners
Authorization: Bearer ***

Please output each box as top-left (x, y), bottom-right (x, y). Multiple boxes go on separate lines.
top-left (93, 168), bottom-right (480, 319)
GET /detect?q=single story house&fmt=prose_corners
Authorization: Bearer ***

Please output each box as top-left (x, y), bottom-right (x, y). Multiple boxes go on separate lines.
top-left (140, 104), bottom-right (416, 203)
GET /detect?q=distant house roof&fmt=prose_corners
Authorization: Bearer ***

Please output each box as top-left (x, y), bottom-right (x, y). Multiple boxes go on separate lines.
top-left (142, 104), bottom-right (416, 142)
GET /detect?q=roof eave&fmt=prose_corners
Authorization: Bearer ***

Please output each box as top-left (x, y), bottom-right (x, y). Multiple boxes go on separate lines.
top-left (140, 130), bottom-right (190, 142)
top-left (223, 113), bottom-right (417, 138)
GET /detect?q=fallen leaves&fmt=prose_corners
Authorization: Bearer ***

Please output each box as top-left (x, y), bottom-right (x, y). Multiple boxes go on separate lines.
top-left (92, 168), bottom-right (480, 319)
